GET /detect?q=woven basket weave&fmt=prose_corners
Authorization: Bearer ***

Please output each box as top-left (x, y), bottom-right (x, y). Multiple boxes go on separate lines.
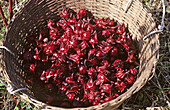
top-left (0, 0), bottom-right (160, 109)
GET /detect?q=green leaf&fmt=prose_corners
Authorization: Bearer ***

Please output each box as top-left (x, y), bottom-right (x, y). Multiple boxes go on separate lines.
top-left (0, 87), bottom-right (6, 90)
top-left (120, 7), bottom-right (124, 11)
top-left (15, 107), bottom-right (19, 110)
top-left (136, 66), bottom-right (139, 69)
top-left (33, 107), bottom-right (38, 110)
top-left (0, 91), bottom-right (7, 94)
top-left (166, 8), bottom-right (170, 13)
top-left (20, 101), bottom-right (25, 108)
top-left (0, 33), bottom-right (4, 38)
top-left (163, 88), bottom-right (170, 90)
top-left (1, 27), bottom-right (5, 32)
top-left (0, 19), bottom-right (3, 22)
top-left (26, 105), bottom-right (31, 110)
top-left (21, 0), bottom-right (27, 2)
top-left (0, 83), bottom-right (4, 87)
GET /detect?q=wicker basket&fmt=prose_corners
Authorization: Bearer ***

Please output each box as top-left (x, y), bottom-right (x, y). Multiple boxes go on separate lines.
top-left (0, 0), bottom-right (160, 109)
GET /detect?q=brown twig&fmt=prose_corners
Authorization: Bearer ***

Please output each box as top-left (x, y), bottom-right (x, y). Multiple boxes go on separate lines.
top-left (0, 5), bottom-right (8, 27)
top-left (9, 0), bottom-right (13, 19)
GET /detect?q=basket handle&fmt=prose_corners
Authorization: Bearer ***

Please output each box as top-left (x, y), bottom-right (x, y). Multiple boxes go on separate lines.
top-left (125, 0), bottom-right (165, 40)
top-left (0, 46), bottom-right (15, 55)
top-left (0, 76), bottom-right (27, 94)
top-left (0, 44), bottom-right (25, 94)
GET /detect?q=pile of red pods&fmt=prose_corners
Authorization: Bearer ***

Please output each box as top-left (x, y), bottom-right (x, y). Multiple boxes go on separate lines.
top-left (21, 8), bottom-right (139, 107)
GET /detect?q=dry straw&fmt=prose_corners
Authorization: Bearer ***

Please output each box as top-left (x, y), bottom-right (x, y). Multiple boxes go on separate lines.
top-left (0, 0), bottom-right (160, 109)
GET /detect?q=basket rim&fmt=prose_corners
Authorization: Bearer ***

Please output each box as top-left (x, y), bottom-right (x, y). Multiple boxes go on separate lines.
top-left (1, 0), bottom-right (160, 109)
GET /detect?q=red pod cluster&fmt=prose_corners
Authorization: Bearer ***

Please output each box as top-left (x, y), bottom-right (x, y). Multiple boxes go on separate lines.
top-left (21, 8), bottom-right (139, 107)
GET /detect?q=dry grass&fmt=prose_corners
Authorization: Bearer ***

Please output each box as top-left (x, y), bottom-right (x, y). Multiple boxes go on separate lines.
top-left (0, 0), bottom-right (169, 110)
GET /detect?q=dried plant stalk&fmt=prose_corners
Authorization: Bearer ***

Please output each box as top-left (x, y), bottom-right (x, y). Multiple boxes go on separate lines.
top-left (0, 5), bottom-right (7, 27)
top-left (9, 0), bottom-right (13, 19)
